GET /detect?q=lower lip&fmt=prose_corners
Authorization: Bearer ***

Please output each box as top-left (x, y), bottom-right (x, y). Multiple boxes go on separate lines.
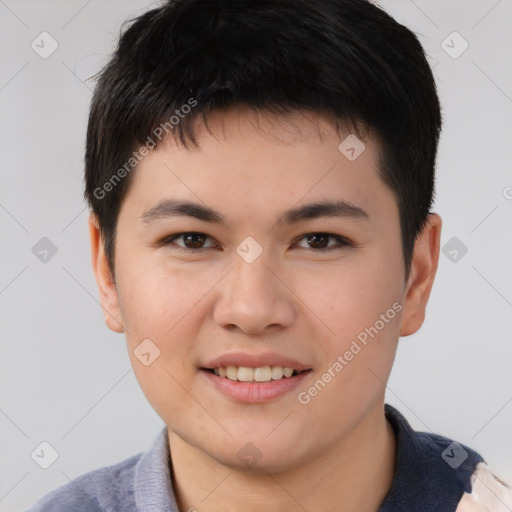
top-left (200, 369), bottom-right (312, 403)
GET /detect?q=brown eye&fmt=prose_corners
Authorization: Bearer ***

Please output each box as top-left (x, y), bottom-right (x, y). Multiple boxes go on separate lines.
top-left (295, 233), bottom-right (350, 251)
top-left (306, 234), bottom-right (329, 249)
top-left (162, 232), bottom-right (215, 250)
top-left (181, 233), bottom-right (207, 248)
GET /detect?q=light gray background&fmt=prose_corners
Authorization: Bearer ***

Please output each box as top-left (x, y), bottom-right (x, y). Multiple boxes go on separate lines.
top-left (1, 0), bottom-right (511, 510)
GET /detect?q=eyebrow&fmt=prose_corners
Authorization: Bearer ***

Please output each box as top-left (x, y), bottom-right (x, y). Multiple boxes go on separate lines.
top-left (140, 199), bottom-right (369, 225)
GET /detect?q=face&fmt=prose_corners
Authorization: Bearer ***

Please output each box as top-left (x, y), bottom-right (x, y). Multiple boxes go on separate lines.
top-left (90, 107), bottom-right (440, 473)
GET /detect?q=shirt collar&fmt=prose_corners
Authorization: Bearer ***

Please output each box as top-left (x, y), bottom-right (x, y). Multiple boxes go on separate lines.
top-left (134, 426), bottom-right (179, 511)
top-left (378, 403), bottom-right (484, 511)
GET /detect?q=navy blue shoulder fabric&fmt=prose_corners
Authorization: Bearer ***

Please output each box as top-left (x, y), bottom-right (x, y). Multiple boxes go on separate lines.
top-left (378, 404), bottom-right (484, 512)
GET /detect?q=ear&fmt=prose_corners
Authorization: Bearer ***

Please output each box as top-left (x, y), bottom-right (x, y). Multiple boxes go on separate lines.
top-left (399, 213), bottom-right (442, 337)
top-left (88, 212), bottom-right (124, 333)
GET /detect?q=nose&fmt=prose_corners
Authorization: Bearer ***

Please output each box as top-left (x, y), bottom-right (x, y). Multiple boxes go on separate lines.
top-left (212, 249), bottom-right (296, 336)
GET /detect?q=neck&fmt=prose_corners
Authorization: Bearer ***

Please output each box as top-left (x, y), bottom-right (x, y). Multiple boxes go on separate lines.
top-left (168, 400), bottom-right (396, 512)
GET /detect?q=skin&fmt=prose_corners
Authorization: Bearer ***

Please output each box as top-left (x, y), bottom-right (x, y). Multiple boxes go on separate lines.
top-left (89, 106), bottom-right (442, 512)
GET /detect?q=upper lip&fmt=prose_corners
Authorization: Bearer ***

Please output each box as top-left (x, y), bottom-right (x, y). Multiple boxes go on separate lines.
top-left (202, 352), bottom-right (312, 371)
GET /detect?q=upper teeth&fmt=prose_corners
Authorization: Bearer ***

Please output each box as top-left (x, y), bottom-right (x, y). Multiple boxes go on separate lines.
top-left (213, 366), bottom-right (296, 382)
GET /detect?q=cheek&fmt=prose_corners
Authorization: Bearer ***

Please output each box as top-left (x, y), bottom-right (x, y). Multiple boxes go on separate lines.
top-left (117, 267), bottom-right (207, 420)
top-left (297, 281), bottom-right (400, 438)
top-left (297, 255), bottom-right (402, 401)
top-left (302, 257), bottom-right (402, 345)
top-left (117, 256), bottom-right (209, 343)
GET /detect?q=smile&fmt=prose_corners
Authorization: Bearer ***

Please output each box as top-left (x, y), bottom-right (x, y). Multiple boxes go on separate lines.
top-left (200, 366), bottom-right (312, 403)
top-left (205, 365), bottom-right (306, 382)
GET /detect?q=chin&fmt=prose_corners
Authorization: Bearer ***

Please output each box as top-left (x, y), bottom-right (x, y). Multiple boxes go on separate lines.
top-left (218, 450), bottom-right (302, 475)
top-left (204, 435), bottom-right (307, 475)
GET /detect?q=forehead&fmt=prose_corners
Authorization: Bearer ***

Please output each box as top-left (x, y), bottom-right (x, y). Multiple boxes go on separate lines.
top-left (119, 107), bottom-right (396, 229)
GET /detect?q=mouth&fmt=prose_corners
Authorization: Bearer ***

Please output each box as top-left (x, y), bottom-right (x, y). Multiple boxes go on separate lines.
top-left (200, 365), bottom-right (312, 403)
top-left (199, 352), bottom-right (313, 402)
top-left (201, 365), bottom-right (310, 382)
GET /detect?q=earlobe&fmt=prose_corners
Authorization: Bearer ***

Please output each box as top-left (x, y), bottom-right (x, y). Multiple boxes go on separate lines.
top-left (399, 213), bottom-right (442, 337)
top-left (88, 212), bottom-right (125, 333)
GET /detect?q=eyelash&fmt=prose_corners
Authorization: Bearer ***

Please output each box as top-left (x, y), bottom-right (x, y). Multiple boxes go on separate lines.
top-left (160, 232), bottom-right (352, 252)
